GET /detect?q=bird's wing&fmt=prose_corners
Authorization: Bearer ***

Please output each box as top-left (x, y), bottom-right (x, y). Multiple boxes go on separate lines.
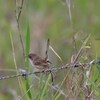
top-left (34, 59), bottom-right (49, 68)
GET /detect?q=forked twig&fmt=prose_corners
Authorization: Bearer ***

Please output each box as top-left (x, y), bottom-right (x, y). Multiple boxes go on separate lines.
top-left (15, 0), bottom-right (25, 61)
top-left (16, 0), bottom-right (24, 21)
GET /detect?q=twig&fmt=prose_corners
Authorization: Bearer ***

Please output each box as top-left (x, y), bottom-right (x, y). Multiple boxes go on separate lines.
top-left (15, 0), bottom-right (25, 61)
top-left (16, 0), bottom-right (24, 21)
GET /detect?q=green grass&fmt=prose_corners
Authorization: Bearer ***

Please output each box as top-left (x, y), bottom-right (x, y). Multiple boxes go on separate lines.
top-left (0, 0), bottom-right (100, 100)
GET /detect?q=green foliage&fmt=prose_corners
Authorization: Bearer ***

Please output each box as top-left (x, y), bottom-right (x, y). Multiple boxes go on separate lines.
top-left (1, 0), bottom-right (100, 100)
top-left (40, 74), bottom-right (51, 100)
top-left (25, 22), bottom-right (33, 99)
top-left (26, 22), bottom-right (30, 70)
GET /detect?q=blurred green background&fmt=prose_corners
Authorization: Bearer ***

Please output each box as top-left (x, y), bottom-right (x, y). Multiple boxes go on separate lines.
top-left (0, 0), bottom-right (100, 99)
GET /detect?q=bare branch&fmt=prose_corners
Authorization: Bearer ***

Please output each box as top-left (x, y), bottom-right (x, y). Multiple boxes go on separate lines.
top-left (15, 0), bottom-right (25, 61)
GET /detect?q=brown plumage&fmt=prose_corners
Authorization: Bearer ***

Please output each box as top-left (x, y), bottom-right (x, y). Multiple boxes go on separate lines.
top-left (28, 53), bottom-right (51, 71)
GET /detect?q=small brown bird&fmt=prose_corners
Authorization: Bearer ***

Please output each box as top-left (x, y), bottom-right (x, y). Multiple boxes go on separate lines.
top-left (28, 53), bottom-right (51, 71)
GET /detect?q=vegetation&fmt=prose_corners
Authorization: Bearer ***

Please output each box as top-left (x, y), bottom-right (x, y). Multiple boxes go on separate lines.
top-left (0, 0), bottom-right (100, 100)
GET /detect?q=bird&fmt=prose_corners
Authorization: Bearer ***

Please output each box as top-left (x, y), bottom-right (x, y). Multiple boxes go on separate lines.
top-left (28, 53), bottom-right (51, 71)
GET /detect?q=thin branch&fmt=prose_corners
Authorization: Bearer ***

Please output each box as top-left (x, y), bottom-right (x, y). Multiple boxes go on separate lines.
top-left (16, 0), bottom-right (24, 21)
top-left (15, 0), bottom-right (25, 61)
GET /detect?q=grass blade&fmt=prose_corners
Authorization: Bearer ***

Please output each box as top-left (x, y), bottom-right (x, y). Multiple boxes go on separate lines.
top-left (25, 22), bottom-right (32, 99)
top-left (49, 45), bottom-right (63, 65)
top-left (40, 74), bottom-right (51, 100)
top-left (26, 22), bottom-right (30, 68)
